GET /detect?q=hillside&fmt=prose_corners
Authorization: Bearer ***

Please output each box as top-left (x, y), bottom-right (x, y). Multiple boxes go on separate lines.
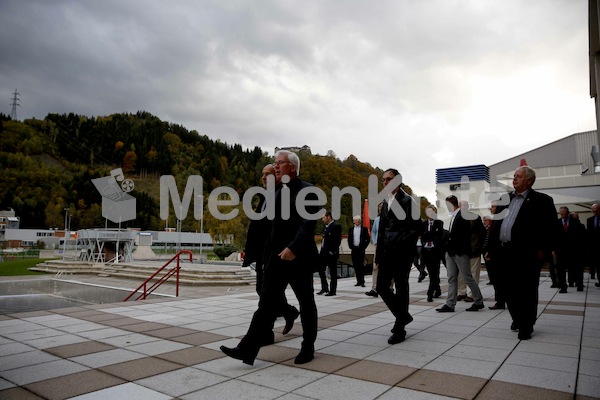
top-left (0, 112), bottom-right (429, 247)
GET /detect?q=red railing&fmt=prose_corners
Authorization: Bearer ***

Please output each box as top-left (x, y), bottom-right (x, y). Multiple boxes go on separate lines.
top-left (123, 250), bottom-right (193, 302)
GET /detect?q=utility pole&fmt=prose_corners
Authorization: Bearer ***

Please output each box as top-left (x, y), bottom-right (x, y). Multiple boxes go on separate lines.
top-left (10, 89), bottom-right (20, 120)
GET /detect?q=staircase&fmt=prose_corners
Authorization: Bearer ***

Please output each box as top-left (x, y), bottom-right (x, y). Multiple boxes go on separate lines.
top-left (30, 259), bottom-right (256, 286)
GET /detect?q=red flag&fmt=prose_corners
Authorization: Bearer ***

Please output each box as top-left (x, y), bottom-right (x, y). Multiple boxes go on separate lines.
top-left (363, 199), bottom-right (371, 235)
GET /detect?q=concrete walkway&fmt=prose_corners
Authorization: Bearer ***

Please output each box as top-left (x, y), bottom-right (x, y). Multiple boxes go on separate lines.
top-left (0, 269), bottom-right (599, 400)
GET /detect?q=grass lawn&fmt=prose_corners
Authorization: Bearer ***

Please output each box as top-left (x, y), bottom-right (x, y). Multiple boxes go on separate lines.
top-left (0, 258), bottom-right (52, 276)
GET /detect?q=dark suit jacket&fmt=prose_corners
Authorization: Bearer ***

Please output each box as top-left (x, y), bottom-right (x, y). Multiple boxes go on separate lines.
top-left (587, 215), bottom-right (600, 259)
top-left (555, 216), bottom-right (585, 263)
top-left (321, 222), bottom-right (342, 258)
top-left (348, 225), bottom-right (370, 252)
top-left (243, 194), bottom-right (269, 267)
top-left (489, 189), bottom-right (557, 265)
top-left (375, 189), bottom-right (421, 263)
top-left (264, 177), bottom-right (319, 267)
top-left (420, 219), bottom-right (444, 255)
top-left (446, 210), bottom-right (472, 257)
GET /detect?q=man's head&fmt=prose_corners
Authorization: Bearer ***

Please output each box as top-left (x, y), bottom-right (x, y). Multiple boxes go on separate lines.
top-left (322, 210), bottom-right (333, 225)
top-left (592, 203), bottom-right (600, 217)
top-left (261, 164), bottom-right (275, 189)
top-left (559, 206), bottom-right (569, 219)
top-left (382, 168), bottom-right (401, 194)
top-left (513, 166), bottom-right (536, 195)
top-left (425, 205), bottom-right (437, 220)
top-left (273, 150), bottom-right (300, 183)
top-left (445, 195), bottom-right (459, 211)
top-left (353, 215), bottom-right (361, 226)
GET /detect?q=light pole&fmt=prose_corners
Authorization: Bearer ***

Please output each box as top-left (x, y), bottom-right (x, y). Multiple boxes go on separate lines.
top-left (198, 195), bottom-right (204, 263)
top-left (62, 208), bottom-right (69, 260)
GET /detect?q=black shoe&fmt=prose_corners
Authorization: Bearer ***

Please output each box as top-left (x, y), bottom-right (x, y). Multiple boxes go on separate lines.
top-left (510, 322), bottom-right (518, 331)
top-left (559, 288), bottom-right (567, 293)
top-left (518, 331), bottom-right (532, 340)
top-left (391, 315), bottom-right (413, 333)
top-left (436, 305), bottom-right (455, 313)
top-left (488, 304), bottom-right (505, 310)
top-left (324, 292), bottom-right (336, 296)
top-left (354, 283), bottom-right (361, 286)
top-left (294, 347), bottom-right (314, 364)
top-left (427, 297), bottom-right (433, 302)
top-left (387, 332), bottom-right (406, 345)
top-left (433, 291), bottom-right (441, 298)
top-left (220, 346), bottom-right (255, 365)
top-left (550, 283), bottom-right (558, 288)
top-left (418, 272), bottom-right (427, 283)
top-left (365, 290), bottom-right (378, 297)
top-left (596, 282), bottom-right (600, 287)
top-left (465, 303), bottom-right (484, 312)
top-left (282, 308), bottom-right (300, 335)
top-left (317, 289), bottom-right (328, 295)
top-left (361, 283), bottom-right (365, 287)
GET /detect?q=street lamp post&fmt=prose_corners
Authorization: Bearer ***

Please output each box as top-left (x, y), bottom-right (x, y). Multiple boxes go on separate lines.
top-left (198, 195), bottom-right (204, 263)
top-left (62, 208), bottom-right (69, 260)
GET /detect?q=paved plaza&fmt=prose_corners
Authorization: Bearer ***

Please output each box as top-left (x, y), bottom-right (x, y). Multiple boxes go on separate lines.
top-left (0, 268), bottom-right (599, 400)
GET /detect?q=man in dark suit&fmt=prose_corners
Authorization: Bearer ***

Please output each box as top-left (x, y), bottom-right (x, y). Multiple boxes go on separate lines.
top-left (436, 195), bottom-right (484, 313)
top-left (221, 150), bottom-right (319, 365)
top-left (375, 168), bottom-right (421, 344)
top-left (421, 205), bottom-right (444, 302)
top-left (348, 215), bottom-right (370, 287)
top-left (554, 206), bottom-right (585, 292)
top-left (241, 164), bottom-right (299, 337)
top-left (488, 166), bottom-right (557, 340)
top-left (319, 211), bottom-right (342, 296)
top-left (586, 203), bottom-right (600, 286)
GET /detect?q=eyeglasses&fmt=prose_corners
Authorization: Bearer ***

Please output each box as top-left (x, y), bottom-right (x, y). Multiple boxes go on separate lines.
top-left (381, 177), bottom-right (393, 183)
top-left (272, 161), bottom-right (291, 167)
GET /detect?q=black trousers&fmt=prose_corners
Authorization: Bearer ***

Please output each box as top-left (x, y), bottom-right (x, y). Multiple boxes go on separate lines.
top-left (351, 249), bottom-right (366, 285)
top-left (498, 246), bottom-right (541, 333)
top-left (422, 248), bottom-right (441, 297)
top-left (239, 256), bottom-right (317, 357)
top-left (321, 253), bottom-right (338, 294)
top-left (377, 249), bottom-right (412, 329)
top-left (486, 258), bottom-right (506, 306)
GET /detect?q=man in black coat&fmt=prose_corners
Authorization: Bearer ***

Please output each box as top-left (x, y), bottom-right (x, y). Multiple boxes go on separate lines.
top-left (241, 164), bottom-right (299, 337)
top-left (421, 205), bottom-right (444, 302)
top-left (554, 206), bottom-right (585, 292)
top-left (586, 203), bottom-right (600, 286)
top-left (488, 166), bottom-right (557, 340)
top-left (375, 168), bottom-right (421, 344)
top-left (221, 150), bottom-right (319, 365)
top-left (348, 215), bottom-right (370, 287)
top-left (320, 211), bottom-right (342, 296)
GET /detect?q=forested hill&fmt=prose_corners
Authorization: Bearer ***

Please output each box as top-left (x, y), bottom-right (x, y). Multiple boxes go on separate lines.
top-left (0, 112), bottom-right (428, 247)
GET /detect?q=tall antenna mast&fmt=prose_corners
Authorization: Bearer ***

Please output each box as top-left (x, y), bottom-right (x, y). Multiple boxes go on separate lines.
top-left (10, 89), bottom-right (20, 120)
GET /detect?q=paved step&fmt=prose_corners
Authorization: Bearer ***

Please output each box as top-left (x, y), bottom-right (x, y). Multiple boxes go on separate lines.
top-left (29, 259), bottom-right (256, 286)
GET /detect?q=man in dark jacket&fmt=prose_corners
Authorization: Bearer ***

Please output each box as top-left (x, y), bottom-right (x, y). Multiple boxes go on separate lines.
top-left (488, 166), bottom-right (557, 340)
top-left (375, 168), bottom-right (421, 345)
top-left (348, 215), bottom-right (370, 287)
top-left (320, 211), bottom-right (342, 296)
top-left (221, 150), bottom-right (319, 365)
top-left (241, 164), bottom-right (299, 337)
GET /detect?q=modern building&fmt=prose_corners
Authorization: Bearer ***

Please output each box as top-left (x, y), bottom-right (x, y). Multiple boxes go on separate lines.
top-left (435, 130), bottom-right (600, 225)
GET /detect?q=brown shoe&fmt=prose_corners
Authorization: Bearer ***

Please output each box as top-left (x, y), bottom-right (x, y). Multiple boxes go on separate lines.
top-left (464, 296), bottom-right (474, 303)
top-left (457, 294), bottom-right (467, 301)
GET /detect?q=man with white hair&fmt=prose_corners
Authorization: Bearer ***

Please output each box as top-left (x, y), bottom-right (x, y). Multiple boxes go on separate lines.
top-left (221, 150), bottom-right (319, 364)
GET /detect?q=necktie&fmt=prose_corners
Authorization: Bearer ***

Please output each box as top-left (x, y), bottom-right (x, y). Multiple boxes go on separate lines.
top-left (563, 219), bottom-right (568, 232)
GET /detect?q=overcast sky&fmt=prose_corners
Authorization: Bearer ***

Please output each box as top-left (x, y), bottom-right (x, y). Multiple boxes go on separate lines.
top-left (0, 0), bottom-right (595, 201)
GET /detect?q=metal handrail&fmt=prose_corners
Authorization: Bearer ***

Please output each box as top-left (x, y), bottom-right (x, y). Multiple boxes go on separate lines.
top-left (123, 250), bottom-right (193, 302)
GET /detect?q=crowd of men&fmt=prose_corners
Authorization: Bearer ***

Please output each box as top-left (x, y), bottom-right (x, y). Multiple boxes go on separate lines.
top-left (221, 152), bottom-right (599, 366)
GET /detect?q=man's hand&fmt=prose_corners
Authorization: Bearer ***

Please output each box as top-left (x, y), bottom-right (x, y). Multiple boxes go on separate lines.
top-left (279, 247), bottom-right (296, 261)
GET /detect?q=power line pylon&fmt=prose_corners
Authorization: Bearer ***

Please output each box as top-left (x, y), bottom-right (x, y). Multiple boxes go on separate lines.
top-left (10, 89), bottom-right (20, 120)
